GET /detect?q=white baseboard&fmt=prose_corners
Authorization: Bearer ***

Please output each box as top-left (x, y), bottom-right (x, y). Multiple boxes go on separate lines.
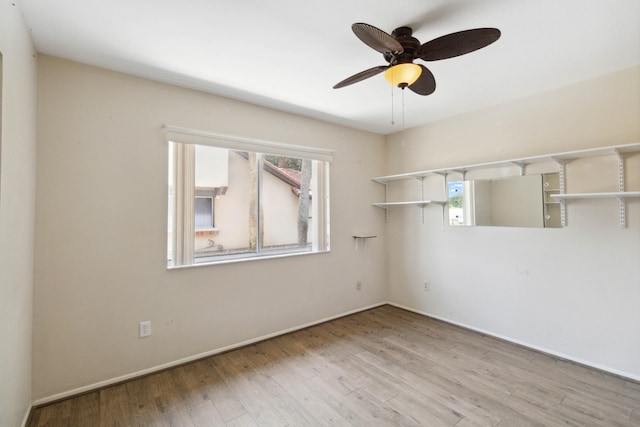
top-left (388, 302), bottom-right (640, 383)
top-left (32, 302), bottom-right (387, 407)
top-left (21, 405), bottom-right (32, 427)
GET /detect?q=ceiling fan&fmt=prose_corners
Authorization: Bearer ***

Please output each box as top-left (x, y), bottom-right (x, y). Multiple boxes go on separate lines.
top-left (333, 23), bottom-right (501, 96)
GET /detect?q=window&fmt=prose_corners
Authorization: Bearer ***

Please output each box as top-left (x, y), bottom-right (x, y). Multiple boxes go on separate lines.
top-left (166, 126), bottom-right (332, 267)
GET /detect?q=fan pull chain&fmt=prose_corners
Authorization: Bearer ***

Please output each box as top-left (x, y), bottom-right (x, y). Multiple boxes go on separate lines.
top-left (401, 87), bottom-right (406, 132)
top-left (390, 85), bottom-right (395, 125)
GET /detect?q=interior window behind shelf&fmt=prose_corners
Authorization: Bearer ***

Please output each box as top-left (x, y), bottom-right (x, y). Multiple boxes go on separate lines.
top-left (167, 141), bottom-right (330, 267)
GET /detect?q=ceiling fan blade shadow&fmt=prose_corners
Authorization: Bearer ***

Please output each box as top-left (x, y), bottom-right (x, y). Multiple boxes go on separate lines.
top-left (352, 23), bottom-right (404, 54)
top-left (333, 65), bottom-right (388, 89)
top-left (418, 28), bottom-right (501, 61)
top-left (408, 65), bottom-right (436, 96)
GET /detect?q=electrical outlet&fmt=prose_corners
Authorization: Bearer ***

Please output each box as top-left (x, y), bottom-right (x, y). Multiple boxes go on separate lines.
top-left (424, 282), bottom-right (430, 292)
top-left (356, 280), bottom-right (362, 291)
top-left (139, 321), bottom-right (151, 337)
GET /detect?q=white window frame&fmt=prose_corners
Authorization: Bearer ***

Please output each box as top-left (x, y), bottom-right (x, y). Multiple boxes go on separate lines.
top-left (165, 125), bottom-right (333, 268)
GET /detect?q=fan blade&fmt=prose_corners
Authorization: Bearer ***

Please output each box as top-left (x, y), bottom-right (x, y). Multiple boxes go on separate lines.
top-left (333, 65), bottom-right (388, 89)
top-left (352, 23), bottom-right (404, 54)
top-left (418, 28), bottom-right (500, 61)
top-left (408, 65), bottom-right (436, 96)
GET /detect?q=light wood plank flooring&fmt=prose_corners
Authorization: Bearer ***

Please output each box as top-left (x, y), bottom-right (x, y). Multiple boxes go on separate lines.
top-left (27, 305), bottom-right (640, 426)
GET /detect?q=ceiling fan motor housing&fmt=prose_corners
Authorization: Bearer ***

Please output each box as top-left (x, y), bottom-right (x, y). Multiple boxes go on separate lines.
top-left (384, 26), bottom-right (421, 65)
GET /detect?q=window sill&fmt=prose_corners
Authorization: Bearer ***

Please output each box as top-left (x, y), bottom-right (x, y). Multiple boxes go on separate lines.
top-left (167, 248), bottom-right (330, 270)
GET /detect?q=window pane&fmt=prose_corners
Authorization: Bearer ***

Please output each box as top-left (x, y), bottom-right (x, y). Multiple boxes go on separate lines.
top-left (167, 143), bottom-right (175, 264)
top-left (261, 156), bottom-right (313, 252)
top-left (195, 150), bottom-right (253, 261)
top-left (194, 197), bottom-right (213, 229)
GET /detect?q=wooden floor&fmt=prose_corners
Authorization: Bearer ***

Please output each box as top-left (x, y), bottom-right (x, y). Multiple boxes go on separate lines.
top-left (28, 305), bottom-right (640, 426)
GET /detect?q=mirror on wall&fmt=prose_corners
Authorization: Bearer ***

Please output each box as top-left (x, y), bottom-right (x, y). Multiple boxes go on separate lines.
top-left (448, 173), bottom-right (561, 228)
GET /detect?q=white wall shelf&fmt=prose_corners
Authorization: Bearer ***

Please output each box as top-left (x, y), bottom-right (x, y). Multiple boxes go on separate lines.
top-left (372, 143), bottom-right (640, 184)
top-left (372, 143), bottom-right (640, 183)
top-left (372, 142), bottom-right (640, 227)
top-left (372, 201), bottom-right (447, 208)
top-left (352, 234), bottom-right (377, 251)
top-left (551, 191), bottom-right (640, 200)
top-left (551, 191), bottom-right (640, 228)
top-left (372, 200), bottom-right (447, 224)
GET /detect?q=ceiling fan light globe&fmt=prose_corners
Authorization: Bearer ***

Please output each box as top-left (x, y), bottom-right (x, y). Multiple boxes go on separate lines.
top-left (384, 63), bottom-right (422, 88)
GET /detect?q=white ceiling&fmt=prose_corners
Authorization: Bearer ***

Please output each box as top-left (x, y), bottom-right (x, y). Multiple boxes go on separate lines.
top-left (17, 0), bottom-right (640, 135)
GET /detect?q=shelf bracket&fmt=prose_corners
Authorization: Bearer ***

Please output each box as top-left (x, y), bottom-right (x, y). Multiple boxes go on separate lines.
top-left (552, 158), bottom-right (567, 227)
top-left (615, 150), bottom-right (626, 228)
top-left (380, 205), bottom-right (389, 222)
top-left (452, 169), bottom-right (467, 180)
top-left (512, 161), bottom-right (527, 176)
top-left (615, 150), bottom-right (625, 192)
top-left (417, 177), bottom-right (425, 223)
top-left (617, 197), bottom-right (627, 228)
top-left (378, 181), bottom-right (389, 222)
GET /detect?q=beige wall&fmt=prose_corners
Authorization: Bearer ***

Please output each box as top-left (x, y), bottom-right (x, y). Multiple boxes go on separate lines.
top-left (385, 67), bottom-right (640, 174)
top-left (22, 39), bottom-right (640, 405)
top-left (384, 66), bottom-right (640, 379)
top-left (33, 56), bottom-right (387, 401)
top-left (0, 2), bottom-right (38, 426)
